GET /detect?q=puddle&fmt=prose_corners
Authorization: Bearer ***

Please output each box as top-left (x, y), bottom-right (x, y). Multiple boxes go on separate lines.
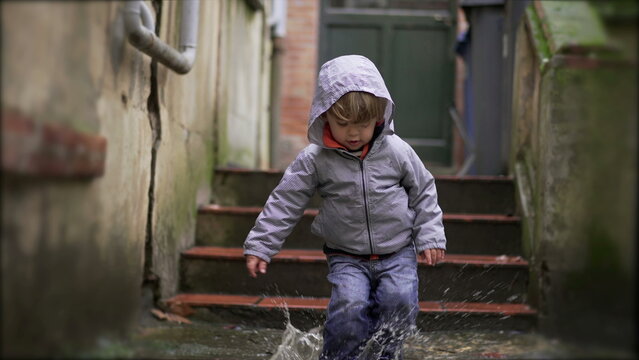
top-left (79, 310), bottom-right (634, 360)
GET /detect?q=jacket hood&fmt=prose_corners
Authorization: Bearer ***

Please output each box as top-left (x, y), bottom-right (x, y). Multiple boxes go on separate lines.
top-left (308, 55), bottom-right (395, 147)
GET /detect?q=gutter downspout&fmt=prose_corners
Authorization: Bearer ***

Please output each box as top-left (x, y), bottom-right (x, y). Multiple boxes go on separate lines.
top-left (123, 0), bottom-right (200, 75)
top-left (268, 0), bottom-right (287, 168)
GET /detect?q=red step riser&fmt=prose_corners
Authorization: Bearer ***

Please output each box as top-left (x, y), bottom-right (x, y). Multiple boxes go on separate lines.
top-left (165, 294), bottom-right (537, 316)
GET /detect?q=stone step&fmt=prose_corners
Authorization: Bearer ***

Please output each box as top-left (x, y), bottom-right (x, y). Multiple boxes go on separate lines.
top-left (212, 168), bottom-right (515, 215)
top-left (163, 293), bottom-right (537, 331)
top-left (195, 206), bottom-right (522, 256)
top-left (180, 247), bottom-right (529, 303)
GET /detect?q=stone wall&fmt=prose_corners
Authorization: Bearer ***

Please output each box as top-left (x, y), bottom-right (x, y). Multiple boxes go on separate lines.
top-left (510, 0), bottom-right (636, 350)
top-left (1, 0), bottom-right (272, 356)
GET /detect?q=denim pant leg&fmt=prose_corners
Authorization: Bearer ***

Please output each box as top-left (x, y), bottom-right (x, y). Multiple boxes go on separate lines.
top-left (367, 245), bottom-right (419, 359)
top-left (321, 256), bottom-right (371, 360)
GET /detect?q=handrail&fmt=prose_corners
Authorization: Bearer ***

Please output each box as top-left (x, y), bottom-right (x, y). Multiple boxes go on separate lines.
top-left (449, 106), bottom-right (476, 176)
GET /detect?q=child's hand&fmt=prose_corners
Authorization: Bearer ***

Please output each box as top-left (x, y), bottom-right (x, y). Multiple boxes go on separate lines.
top-left (419, 248), bottom-right (445, 266)
top-left (246, 255), bottom-right (268, 278)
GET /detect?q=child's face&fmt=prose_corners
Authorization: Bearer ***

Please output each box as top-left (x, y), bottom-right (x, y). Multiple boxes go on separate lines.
top-left (326, 112), bottom-right (377, 151)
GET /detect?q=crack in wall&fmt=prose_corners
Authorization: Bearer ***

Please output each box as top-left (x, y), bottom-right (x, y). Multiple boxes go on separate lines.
top-left (142, 0), bottom-right (163, 305)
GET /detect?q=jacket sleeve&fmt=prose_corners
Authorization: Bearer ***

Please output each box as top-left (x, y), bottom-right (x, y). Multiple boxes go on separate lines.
top-left (400, 146), bottom-right (447, 253)
top-left (243, 148), bottom-right (318, 262)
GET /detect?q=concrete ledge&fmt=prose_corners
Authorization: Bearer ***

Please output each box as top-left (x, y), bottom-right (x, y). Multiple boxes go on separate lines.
top-left (182, 246), bottom-right (529, 267)
top-left (163, 293), bottom-right (537, 331)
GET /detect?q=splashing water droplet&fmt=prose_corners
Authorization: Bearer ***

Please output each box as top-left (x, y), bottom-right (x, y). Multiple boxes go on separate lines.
top-left (269, 304), bottom-right (322, 360)
top-left (269, 322), bottom-right (323, 360)
top-left (269, 308), bottom-right (420, 360)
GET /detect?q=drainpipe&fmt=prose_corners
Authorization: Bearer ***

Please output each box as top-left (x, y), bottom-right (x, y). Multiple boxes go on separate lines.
top-left (123, 0), bottom-right (200, 74)
top-left (269, 0), bottom-right (287, 38)
top-left (268, 0), bottom-right (287, 168)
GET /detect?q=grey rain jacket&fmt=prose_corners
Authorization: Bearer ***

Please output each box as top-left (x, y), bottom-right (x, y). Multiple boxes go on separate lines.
top-left (244, 55), bottom-right (446, 262)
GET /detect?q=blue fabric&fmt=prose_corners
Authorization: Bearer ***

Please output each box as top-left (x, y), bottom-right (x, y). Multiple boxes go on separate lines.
top-left (320, 244), bottom-right (419, 360)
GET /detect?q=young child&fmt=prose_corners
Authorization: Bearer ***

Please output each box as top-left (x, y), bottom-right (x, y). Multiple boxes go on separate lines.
top-left (244, 55), bottom-right (446, 360)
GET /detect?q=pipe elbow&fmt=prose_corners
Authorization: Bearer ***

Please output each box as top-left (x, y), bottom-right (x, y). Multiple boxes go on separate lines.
top-left (122, 0), bottom-right (199, 75)
top-left (175, 47), bottom-right (196, 74)
top-left (123, 3), bottom-right (153, 49)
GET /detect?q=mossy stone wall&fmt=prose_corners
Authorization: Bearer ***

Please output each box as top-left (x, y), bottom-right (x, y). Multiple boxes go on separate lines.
top-left (511, 0), bottom-right (636, 350)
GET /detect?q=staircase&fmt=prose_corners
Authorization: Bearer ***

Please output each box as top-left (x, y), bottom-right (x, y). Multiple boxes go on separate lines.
top-left (164, 168), bottom-right (537, 331)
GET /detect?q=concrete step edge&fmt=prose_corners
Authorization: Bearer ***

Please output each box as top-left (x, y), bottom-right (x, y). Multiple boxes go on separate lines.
top-left (198, 205), bottom-right (521, 223)
top-left (182, 246), bottom-right (529, 267)
top-left (215, 167), bottom-right (515, 184)
top-left (163, 293), bottom-right (537, 316)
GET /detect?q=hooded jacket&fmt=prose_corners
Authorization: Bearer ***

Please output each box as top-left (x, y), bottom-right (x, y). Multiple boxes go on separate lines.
top-left (244, 55), bottom-right (446, 262)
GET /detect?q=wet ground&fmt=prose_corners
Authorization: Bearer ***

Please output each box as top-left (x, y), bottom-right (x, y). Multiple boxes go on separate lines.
top-left (79, 312), bottom-right (634, 360)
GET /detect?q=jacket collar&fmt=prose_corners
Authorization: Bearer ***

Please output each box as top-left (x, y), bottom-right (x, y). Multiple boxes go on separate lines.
top-left (322, 123), bottom-right (370, 159)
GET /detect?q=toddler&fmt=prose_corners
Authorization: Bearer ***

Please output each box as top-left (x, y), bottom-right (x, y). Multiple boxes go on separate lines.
top-left (244, 55), bottom-right (446, 360)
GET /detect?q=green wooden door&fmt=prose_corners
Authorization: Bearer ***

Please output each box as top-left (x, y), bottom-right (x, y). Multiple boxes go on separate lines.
top-left (320, 0), bottom-right (457, 166)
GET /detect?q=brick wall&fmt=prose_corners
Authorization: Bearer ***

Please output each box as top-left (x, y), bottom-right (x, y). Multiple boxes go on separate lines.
top-left (276, 0), bottom-right (320, 168)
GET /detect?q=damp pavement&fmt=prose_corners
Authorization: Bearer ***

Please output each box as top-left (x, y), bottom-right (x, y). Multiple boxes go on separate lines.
top-left (79, 312), bottom-right (634, 359)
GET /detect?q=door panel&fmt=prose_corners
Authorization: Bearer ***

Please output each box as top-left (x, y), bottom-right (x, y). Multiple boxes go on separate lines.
top-left (389, 25), bottom-right (450, 160)
top-left (326, 26), bottom-right (382, 64)
top-left (320, 1), bottom-right (456, 165)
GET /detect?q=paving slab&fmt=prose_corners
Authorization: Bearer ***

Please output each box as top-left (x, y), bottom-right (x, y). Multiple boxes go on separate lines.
top-left (78, 314), bottom-right (633, 360)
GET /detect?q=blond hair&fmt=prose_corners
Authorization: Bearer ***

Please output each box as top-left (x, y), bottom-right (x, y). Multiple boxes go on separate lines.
top-left (326, 91), bottom-right (385, 125)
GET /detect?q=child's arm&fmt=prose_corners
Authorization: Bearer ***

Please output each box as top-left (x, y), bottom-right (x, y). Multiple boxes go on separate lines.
top-left (400, 145), bottom-right (447, 260)
top-left (243, 149), bottom-right (318, 276)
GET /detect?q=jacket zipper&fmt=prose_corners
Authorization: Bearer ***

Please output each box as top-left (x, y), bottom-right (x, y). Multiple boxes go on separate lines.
top-left (359, 160), bottom-right (375, 254)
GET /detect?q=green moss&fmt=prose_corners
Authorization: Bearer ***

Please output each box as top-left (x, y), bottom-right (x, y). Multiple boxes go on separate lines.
top-left (541, 63), bottom-right (635, 344)
top-left (525, 5), bottom-right (551, 72)
top-left (157, 166), bottom-right (195, 235)
top-left (74, 337), bottom-right (136, 359)
top-left (590, 0), bottom-right (638, 21)
top-left (563, 225), bottom-right (631, 312)
top-left (201, 136), bottom-right (217, 199)
top-left (514, 4), bottom-right (636, 347)
top-left (539, 1), bottom-right (607, 53)
top-left (216, 102), bottom-right (230, 167)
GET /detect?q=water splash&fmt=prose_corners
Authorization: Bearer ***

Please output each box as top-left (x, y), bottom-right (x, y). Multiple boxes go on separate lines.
top-left (269, 306), bottom-right (323, 360)
top-left (357, 321), bottom-right (417, 360)
top-left (269, 322), bottom-right (323, 360)
top-left (269, 307), bottom-right (417, 360)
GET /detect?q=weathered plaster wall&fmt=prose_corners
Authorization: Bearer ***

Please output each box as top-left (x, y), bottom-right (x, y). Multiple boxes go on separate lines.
top-left (215, 1), bottom-right (272, 169)
top-left (511, 0), bottom-right (636, 350)
top-left (1, 0), bottom-right (273, 356)
top-left (1, 2), bottom-right (152, 356)
top-left (148, 0), bottom-right (221, 300)
top-left (147, 0), bottom-right (272, 300)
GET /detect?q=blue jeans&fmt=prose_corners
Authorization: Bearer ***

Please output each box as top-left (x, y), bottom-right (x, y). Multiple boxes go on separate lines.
top-left (320, 244), bottom-right (419, 360)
